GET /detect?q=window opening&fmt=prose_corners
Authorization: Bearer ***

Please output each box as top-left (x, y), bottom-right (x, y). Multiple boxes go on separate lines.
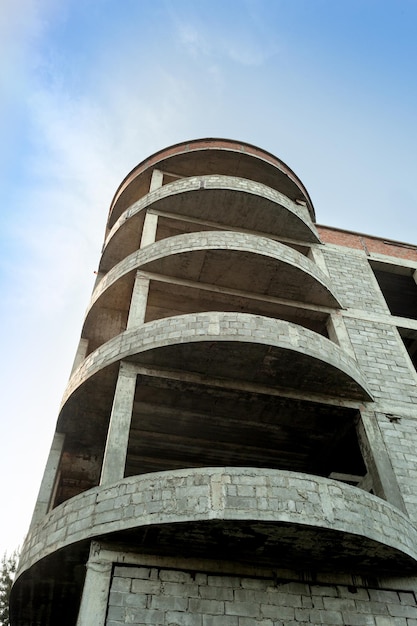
top-left (371, 262), bottom-right (417, 319)
top-left (398, 327), bottom-right (417, 371)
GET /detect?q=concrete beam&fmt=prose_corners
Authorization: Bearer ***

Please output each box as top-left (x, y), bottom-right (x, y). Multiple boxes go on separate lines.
top-left (140, 270), bottom-right (333, 314)
top-left (125, 364), bottom-right (366, 409)
top-left (151, 207), bottom-right (312, 251)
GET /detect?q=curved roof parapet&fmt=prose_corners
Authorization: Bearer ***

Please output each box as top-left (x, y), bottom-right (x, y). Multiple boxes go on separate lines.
top-left (107, 139), bottom-right (316, 228)
top-left (88, 231), bottom-right (340, 327)
top-left (62, 313), bottom-right (372, 421)
top-left (16, 468), bottom-right (417, 579)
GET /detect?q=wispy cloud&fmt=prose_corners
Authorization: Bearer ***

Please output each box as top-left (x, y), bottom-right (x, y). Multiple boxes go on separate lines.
top-left (170, 1), bottom-right (280, 67)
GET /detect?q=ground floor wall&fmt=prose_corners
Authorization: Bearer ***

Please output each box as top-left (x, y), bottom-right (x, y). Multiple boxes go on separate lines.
top-left (78, 543), bottom-right (417, 626)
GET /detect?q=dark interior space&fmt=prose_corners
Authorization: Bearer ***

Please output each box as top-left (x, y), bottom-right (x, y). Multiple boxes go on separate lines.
top-left (124, 375), bottom-right (366, 485)
top-left (372, 265), bottom-right (417, 319)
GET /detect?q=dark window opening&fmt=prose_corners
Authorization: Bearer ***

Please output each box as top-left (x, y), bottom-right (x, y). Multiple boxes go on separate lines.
top-left (52, 448), bottom-right (102, 508)
top-left (371, 263), bottom-right (417, 320)
top-left (399, 328), bottom-right (417, 371)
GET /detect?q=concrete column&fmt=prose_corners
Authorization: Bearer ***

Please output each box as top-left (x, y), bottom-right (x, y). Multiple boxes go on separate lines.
top-left (70, 338), bottom-right (89, 376)
top-left (93, 270), bottom-right (106, 290)
top-left (29, 432), bottom-right (65, 527)
top-left (149, 168), bottom-right (163, 192)
top-left (100, 362), bottom-right (137, 485)
top-left (140, 211), bottom-right (158, 248)
top-left (76, 543), bottom-right (112, 626)
top-left (327, 312), bottom-right (355, 358)
top-left (127, 271), bottom-right (150, 328)
top-left (308, 246), bottom-right (329, 276)
top-left (357, 410), bottom-right (406, 513)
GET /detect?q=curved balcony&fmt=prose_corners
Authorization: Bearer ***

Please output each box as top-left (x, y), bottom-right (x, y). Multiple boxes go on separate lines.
top-left (107, 139), bottom-right (315, 228)
top-left (63, 313), bottom-right (371, 431)
top-left (17, 468), bottom-right (417, 578)
top-left (84, 231), bottom-right (341, 350)
top-left (100, 231), bottom-right (336, 305)
top-left (101, 175), bottom-right (320, 272)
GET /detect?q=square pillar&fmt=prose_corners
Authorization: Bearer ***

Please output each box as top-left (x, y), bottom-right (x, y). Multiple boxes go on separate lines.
top-left (127, 271), bottom-right (150, 328)
top-left (100, 362), bottom-right (137, 486)
top-left (76, 542), bottom-right (112, 626)
top-left (140, 211), bottom-right (158, 248)
top-left (357, 409), bottom-right (406, 513)
top-left (70, 338), bottom-right (89, 375)
top-left (29, 432), bottom-right (65, 528)
top-left (149, 168), bottom-right (163, 192)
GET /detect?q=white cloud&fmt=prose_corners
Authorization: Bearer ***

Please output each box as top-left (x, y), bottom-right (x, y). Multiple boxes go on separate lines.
top-left (0, 0), bottom-right (57, 136)
top-left (169, 0), bottom-right (280, 67)
top-left (177, 21), bottom-right (211, 57)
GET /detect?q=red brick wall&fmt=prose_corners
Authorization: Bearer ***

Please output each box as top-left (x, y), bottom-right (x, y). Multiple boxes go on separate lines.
top-left (317, 225), bottom-right (417, 262)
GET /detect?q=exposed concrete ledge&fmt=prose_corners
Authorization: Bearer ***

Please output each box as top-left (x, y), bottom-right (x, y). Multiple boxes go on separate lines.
top-left (107, 139), bottom-right (316, 226)
top-left (17, 467), bottom-right (417, 580)
top-left (90, 230), bottom-right (340, 325)
top-left (63, 313), bottom-right (372, 413)
top-left (102, 174), bottom-right (320, 271)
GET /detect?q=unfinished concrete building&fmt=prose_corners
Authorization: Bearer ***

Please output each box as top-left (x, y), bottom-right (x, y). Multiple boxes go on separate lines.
top-left (11, 139), bottom-right (417, 625)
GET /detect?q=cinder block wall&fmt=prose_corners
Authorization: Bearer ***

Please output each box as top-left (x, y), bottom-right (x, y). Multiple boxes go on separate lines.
top-left (321, 242), bottom-right (417, 523)
top-left (106, 564), bottom-right (417, 626)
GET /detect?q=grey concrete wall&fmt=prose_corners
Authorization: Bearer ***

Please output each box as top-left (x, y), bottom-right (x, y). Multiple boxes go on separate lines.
top-left (321, 247), bottom-right (388, 313)
top-left (379, 415), bottom-right (417, 519)
top-left (106, 563), bottom-right (417, 626)
top-left (319, 243), bottom-right (417, 525)
top-left (343, 317), bottom-right (417, 404)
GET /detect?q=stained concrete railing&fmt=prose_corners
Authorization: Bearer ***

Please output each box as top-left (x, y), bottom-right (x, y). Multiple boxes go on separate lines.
top-left (86, 230), bottom-right (341, 341)
top-left (17, 467), bottom-right (417, 579)
top-left (62, 313), bottom-right (372, 416)
top-left (102, 174), bottom-right (320, 272)
top-left (107, 138), bottom-right (316, 226)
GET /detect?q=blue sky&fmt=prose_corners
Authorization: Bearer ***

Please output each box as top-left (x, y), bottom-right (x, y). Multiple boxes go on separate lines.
top-left (1, 0), bottom-right (417, 556)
